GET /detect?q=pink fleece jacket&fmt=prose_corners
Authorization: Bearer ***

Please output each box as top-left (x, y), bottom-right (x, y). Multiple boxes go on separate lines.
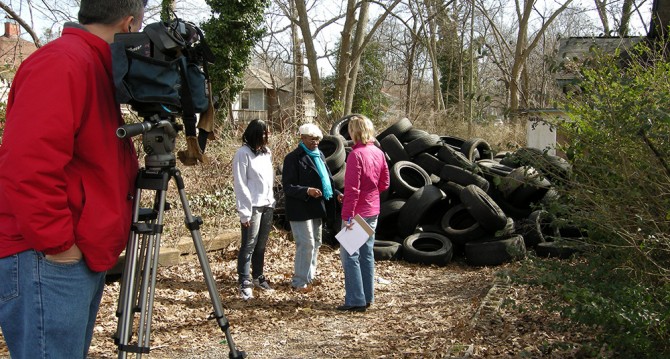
top-left (341, 142), bottom-right (390, 220)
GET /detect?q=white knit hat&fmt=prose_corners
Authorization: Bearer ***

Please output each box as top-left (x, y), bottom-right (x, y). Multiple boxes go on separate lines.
top-left (298, 123), bottom-right (323, 139)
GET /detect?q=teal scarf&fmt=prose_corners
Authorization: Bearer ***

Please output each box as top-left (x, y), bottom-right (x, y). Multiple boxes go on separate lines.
top-left (300, 142), bottom-right (333, 200)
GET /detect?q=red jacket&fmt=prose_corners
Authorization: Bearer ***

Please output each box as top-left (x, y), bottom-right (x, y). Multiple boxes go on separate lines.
top-left (0, 25), bottom-right (138, 272)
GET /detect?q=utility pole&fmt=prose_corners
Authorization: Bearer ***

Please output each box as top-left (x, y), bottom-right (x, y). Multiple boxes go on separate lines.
top-left (468, 0), bottom-right (475, 136)
top-left (291, 0), bottom-right (304, 124)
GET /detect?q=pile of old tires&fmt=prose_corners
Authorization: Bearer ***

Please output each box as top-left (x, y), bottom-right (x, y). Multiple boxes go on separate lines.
top-left (320, 115), bottom-right (586, 267)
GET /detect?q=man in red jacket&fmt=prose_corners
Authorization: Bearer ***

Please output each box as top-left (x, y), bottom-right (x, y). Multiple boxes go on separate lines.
top-left (0, 1), bottom-right (145, 358)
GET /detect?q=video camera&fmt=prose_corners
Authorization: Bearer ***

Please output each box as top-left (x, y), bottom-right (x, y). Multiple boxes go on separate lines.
top-left (111, 16), bottom-right (215, 167)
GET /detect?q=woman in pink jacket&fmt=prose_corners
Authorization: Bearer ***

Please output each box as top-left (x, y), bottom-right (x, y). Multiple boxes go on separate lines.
top-left (338, 115), bottom-right (390, 312)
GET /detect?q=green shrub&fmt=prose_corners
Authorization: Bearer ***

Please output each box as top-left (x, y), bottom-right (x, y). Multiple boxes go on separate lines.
top-left (516, 40), bottom-right (670, 357)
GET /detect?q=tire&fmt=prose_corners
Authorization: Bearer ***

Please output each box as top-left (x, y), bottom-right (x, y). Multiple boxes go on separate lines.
top-left (380, 134), bottom-right (411, 164)
top-left (330, 114), bottom-right (355, 140)
top-left (376, 117), bottom-right (413, 142)
top-left (318, 134), bottom-right (346, 172)
top-left (439, 164), bottom-right (490, 192)
top-left (437, 181), bottom-right (464, 199)
top-left (437, 145), bottom-right (475, 170)
top-left (404, 134), bottom-right (443, 158)
top-left (494, 217), bottom-right (515, 238)
top-left (476, 159), bottom-right (514, 177)
top-left (377, 199), bottom-right (406, 237)
top-left (397, 185), bottom-right (448, 238)
top-left (400, 128), bottom-right (430, 143)
top-left (331, 165), bottom-right (345, 191)
top-left (373, 240), bottom-right (403, 261)
top-left (459, 184), bottom-right (508, 232)
top-left (461, 138), bottom-right (494, 162)
top-left (516, 210), bottom-right (556, 248)
top-left (413, 153), bottom-right (446, 176)
top-left (402, 232), bottom-right (453, 266)
top-left (440, 203), bottom-right (487, 246)
top-left (440, 135), bottom-right (466, 148)
top-left (465, 235), bottom-right (526, 266)
top-left (488, 188), bottom-right (533, 220)
top-left (390, 161), bottom-right (432, 199)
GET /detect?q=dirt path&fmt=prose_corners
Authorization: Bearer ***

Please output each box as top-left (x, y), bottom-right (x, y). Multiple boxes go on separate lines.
top-left (1, 235), bottom-right (596, 358)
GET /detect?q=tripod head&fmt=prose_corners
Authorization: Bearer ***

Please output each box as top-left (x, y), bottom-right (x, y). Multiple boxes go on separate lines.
top-left (117, 113), bottom-right (181, 169)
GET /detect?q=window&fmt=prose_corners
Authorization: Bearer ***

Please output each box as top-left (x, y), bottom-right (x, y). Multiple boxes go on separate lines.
top-left (240, 91), bottom-right (250, 110)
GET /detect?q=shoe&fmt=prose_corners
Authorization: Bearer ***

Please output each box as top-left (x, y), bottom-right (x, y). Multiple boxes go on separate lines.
top-left (253, 275), bottom-right (274, 291)
top-left (336, 305), bottom-right (366, 312)
top-left (239, 280), bottom-right (253, 300)
top-left (366, 302), bottom-right (372, 308)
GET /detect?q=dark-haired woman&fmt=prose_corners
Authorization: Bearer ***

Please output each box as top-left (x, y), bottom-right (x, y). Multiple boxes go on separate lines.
top-left (233, 119), bottom-right (276, 300)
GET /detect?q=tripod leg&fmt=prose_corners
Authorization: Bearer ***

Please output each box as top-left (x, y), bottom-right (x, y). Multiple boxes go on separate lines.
top-left (115, 169), bottom-right (171, 358)
top-left (172, 169), bottom-right (246, 359)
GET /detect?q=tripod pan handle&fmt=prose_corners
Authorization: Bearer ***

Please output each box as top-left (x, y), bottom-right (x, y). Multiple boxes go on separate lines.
top-left (116, 122), bottom-right (154, 138)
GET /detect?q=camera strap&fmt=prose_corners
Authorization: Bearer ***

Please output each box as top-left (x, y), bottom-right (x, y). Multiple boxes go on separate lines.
top-left (178, 56), bottom-right (198, 137)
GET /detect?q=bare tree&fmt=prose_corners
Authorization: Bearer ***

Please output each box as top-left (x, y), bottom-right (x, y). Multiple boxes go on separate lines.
top-left (478, 0), bottom-right (574, 118)
top-left (0, 1), bottom-right (43, 47)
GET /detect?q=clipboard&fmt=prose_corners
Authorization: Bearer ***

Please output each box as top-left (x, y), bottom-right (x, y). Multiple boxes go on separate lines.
top-left (335, 214), bottom-right (375, 255)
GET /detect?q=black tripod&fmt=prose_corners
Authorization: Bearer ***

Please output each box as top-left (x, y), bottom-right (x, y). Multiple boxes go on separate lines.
top-left (113, 115), bottom-right (245, 359)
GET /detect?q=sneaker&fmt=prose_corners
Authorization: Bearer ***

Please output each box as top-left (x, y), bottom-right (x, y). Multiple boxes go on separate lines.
top-left (239, 280), bottom-right (253, 300)
top-left (253, 275), bottom-right (274, 291)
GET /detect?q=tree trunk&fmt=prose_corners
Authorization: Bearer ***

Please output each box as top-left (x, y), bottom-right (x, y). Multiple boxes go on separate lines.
top-left (344, 1), bottom-right (370, 115)
top-left (333, 0), bottom-right (358, 118)
top-left (618, 0), bottom-right (634, 36)
top-left (405, 38), bottom-right (417, 115)
top-left (594, 0), bottom-right (611, 35)
top-left (294, 0), bottom-right (327, 120)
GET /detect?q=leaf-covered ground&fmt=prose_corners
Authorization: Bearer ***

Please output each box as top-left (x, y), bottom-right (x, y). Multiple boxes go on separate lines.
top-left (0, 232), bottom-right (602, 358)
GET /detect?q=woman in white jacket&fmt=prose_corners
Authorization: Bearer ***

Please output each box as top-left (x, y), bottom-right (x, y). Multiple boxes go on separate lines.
top-left (233, 119), bottom-right (276, 300)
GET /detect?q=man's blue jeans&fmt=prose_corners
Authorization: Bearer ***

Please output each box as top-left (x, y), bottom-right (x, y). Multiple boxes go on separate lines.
top-left (289, 218), bottom-right (322, 288)
top-left (0, 249), bottom-right (106, 359)
top-left (339, 216), bottom-right (377, 307)
top-left (237, 206), bottom-right (274, 283)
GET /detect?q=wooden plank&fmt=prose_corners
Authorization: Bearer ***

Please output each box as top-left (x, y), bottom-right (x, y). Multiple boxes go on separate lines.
top-left (176, 230), bottom-right (238, 254)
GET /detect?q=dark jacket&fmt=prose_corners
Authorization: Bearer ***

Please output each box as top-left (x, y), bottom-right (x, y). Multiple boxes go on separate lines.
top-left (282, 145), bottom-right (341, 222)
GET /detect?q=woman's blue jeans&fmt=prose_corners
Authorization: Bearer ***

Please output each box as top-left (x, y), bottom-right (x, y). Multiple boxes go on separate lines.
top-left (339, 216), bottom-right (377, 307)
top-left (289, 218), bottom-right (322, 288)
top-left (0, 249), bottom-right (106, 359)
top-left (237, 206), bottom-right (274, 283)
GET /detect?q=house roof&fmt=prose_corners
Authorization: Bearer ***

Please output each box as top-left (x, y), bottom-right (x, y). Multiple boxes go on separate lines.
top-left (0, 22), bottom-right (38, 81)
top-left (279, 76), bottom-right (314, 93)
top-left (244, 67), bottom-right (277, 90)
top-left (554, 36), bottom-right (645, 83)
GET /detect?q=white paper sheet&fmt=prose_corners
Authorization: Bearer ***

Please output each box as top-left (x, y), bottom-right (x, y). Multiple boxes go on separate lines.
top-left (335, 214), bottom-right (374, 255)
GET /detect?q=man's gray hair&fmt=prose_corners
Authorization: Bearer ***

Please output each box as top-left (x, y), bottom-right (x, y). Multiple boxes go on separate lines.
top-left (78, 0), bottom-right (145, 25)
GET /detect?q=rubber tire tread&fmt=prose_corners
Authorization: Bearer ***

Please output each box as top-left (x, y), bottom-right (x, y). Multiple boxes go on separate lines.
top-left (397, 185), bottom-right (447, 238)
top-left (440, 203), bottom-right (487, 245)
top-left (376, 117), bottom-right (413, 142)
top-left (380, 134), bottom-right (411, 164)
top-left (439, 164), bottom-right (490, 192)
top-left (373, 240), bottom-right (403, 261)
top-left (390, 161), bottom-right (432, 199)
top-left (402, 232), bottom-right (453, 266)
top-left (318, 134), bottom-right (346, 172)
top-left (461, 137), bottom-right (494, 161)
top-left (459, 184), bottom-right (507, 232)
top-left (465, 235), bottom-right (526, 266)
top-left (404, 134), bottom-right (443, 158)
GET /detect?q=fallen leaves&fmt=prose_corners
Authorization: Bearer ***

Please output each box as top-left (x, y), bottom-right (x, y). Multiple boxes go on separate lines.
top-left (0, 231), bottom-right (601, 358)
